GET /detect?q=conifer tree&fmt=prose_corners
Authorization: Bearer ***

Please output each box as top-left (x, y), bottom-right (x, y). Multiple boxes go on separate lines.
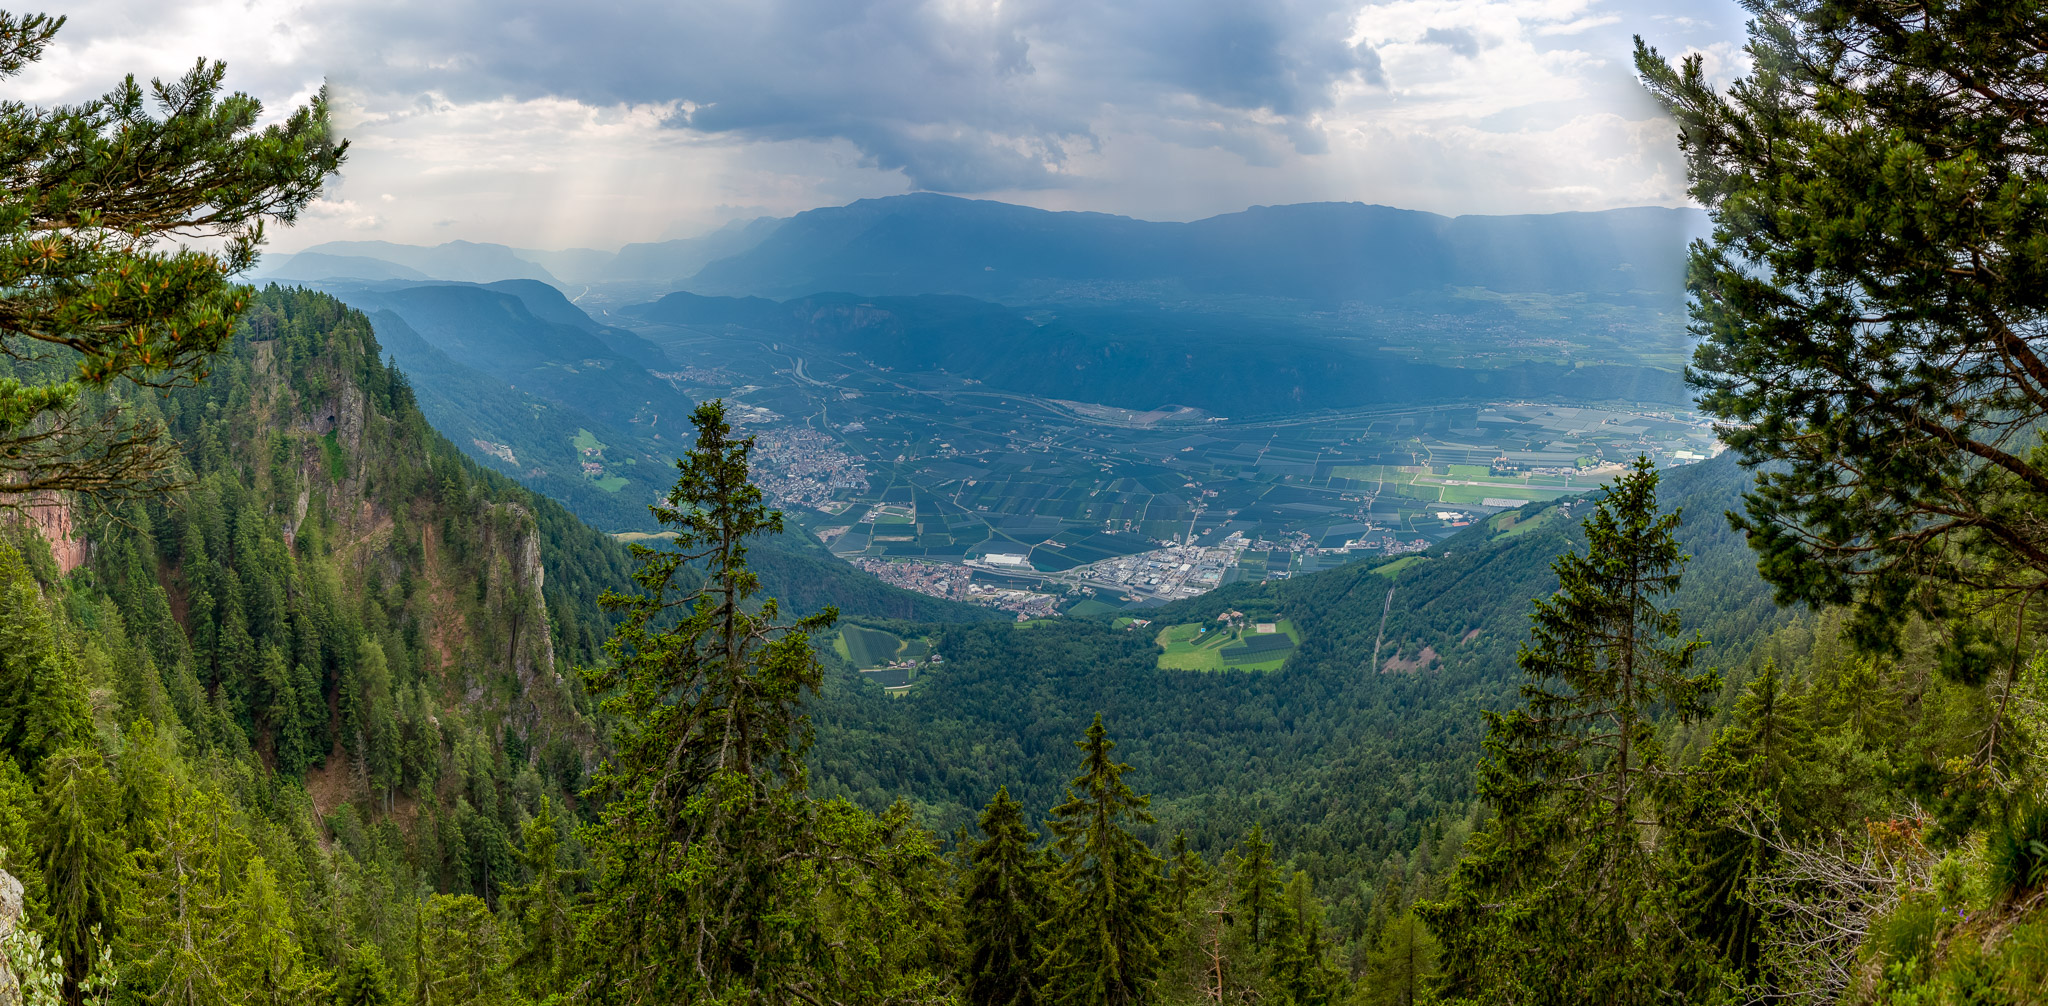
top-left (962, 787), bottom-right (1049, 1006)
top-left (1040, 714), bottom-right (1168, 1006)
top-left (332, 945), bottom-right (393, 1006)
top-left (1360, 909), bottom-right (1437, 1006)
top-left (35, 746), bottom-right (129, 1006)
top-left (0, 540), bottom-right (88, 765)
top-left (506, 796), bottom-right (575, 997)
top-left (1231, 825), bottom-right (1279, 948)
top-left (1265, 872), bottom-right (1341, 1006)
top-left (1420, 457), bottom-right (1719, 1003)
top-left (577, 399), bottom-right (838, 1005)
top-left (1636, 1), bottom-right (2048, 672)
top-left (1163, 831), bottom-right (1210, 917)
top-left (0, 10), bottom-right (342, 502)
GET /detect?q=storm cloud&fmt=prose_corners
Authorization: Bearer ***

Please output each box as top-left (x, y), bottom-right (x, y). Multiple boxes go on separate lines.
top-left (8, 0), bottom-right (1753, 247)
top-left (308, 0), bottom-right (1385, 191)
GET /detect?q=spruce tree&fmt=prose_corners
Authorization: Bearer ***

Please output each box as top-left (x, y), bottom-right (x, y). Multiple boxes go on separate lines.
top-left (1266, 871), bottom-right (1341, 1006)
top-left (1231, 825), bottom-right (1279, 948)
top-left (1419, 457), bottom-right (1719, 1004)
top-left (962, 787), bottom-right (1050, 1006)
top-left (576, 399), bottom-right (838, 1004)
top-left (506, 796), bottom-right (575, 998)
top-left (0, 11), bottom-right (342, 501)
top-left (0, 539), bottom-right (88, 765)
top-left (331, 945), bottom-right (393, 1006)
top-left (1040, 714), bottom-right (1168, 1006)
top-left (1360, 909), bottom-right (1437, 1006)
top-left (35, 746), bottom-right (129, 1006)
top-left (1163, 831), bottom-right (1211, 917)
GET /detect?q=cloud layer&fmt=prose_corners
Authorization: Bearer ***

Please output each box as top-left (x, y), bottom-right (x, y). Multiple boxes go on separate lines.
top-left (7, 0), bottom-right (1750, 248)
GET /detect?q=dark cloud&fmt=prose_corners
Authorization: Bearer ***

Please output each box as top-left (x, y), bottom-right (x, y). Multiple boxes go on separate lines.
top-left (319, 0), bottom-right (1378, 192)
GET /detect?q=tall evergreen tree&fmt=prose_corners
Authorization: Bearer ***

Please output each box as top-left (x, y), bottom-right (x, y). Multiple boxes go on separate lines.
top-left (35, 746), bottom-right (129, 1006)
top-left (1040, 714), bottom-right (1168, 1006)
top-left (1420, 458), bottom-right (1719, 1004)
top-left (0, 539), bottom-right (88, 765)
top-left (1266, 871), bottom-right (1342, 1006)
top-left (576, 399), bottom-right (838, 1005)
top-left (1231, 825), bottom-right (1279, 948)
top-left (962, 787), bottom-right (1050, 1006)
top-left (1163, 832), bottom-right (1210, 918)
top-left (506, 796), bottom-right (575, 998)
top-left (1360, 909), bottom-right (1437, 1006)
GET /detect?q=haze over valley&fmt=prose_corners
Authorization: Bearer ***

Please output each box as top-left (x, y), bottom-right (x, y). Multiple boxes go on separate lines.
top-left (252, 193), bottom-right (1722, 621)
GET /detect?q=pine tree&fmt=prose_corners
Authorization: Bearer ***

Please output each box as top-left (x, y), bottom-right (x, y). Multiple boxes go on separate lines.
top-left (1636, 1), bottom-right (2048, 674)
top-left (0, 12), bottom-right (342, 501)
top-left (1040, 714), bottom-right (1168, 1006)
top-left (962, 787), bottom-right (1049, 1006)
top-left (1419, 457), bottom-right (1719, 1003)
top-left (577, 399), bottom-right (838, 1004)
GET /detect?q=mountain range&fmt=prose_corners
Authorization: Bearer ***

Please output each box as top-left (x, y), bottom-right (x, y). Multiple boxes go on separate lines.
top-left (264, 193), bottom-right (1707, 307)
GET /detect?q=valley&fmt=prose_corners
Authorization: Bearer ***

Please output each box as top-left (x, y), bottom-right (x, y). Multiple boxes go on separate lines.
top-left (616, 324), bottom-right (1722, 614)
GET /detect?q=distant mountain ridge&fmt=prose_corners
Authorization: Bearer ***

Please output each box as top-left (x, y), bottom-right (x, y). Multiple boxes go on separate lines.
top-left (269, 218), bottom-right (786, 291)
top-left (264, 195), bottom-right (1705, 306)
top-left (679, 194), bottom-right (1708, 304)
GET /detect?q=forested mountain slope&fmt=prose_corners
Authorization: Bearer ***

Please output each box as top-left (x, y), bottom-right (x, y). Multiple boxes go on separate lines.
top-left (0, 288), bottom-right (639, 999)
top-left (809, 454), bottom-right (1786, 932)
top-left (275, 284), bottom-right (997, 621)
top-left (627, 290), bottom-right (1689, 413)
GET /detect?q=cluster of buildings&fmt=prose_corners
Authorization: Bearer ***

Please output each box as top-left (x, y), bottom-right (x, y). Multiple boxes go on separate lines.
top-left (749, 427), bottom-right (871, 510)
top-left (853, 558), bottom-right (1063, 619)
top-left (1069, 534), bottom-right (1249, 601)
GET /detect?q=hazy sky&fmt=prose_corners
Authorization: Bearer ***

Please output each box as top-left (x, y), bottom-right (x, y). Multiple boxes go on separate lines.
top-left (11, 0), bottom-right (1751, 251)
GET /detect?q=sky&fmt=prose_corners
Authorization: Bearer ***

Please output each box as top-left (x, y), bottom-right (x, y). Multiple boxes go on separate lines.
top-left (9, 0), bottom-right (1752, 251)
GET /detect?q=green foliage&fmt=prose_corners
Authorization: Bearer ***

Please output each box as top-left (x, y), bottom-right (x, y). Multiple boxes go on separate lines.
top-left (1040, 714), bottom-right (1169, 1006)
top-left (1421, 458), bottom-right (1718, 1004)
top-left (0, 10), bottom-right (340, 500)
top-left (1231, 826), bottom-right (1279, 949)
top-left (332, 944), bottom-right (393, 1006)
top-left (961, 788), bottom-right (1049, 1006)
top-left (35, 746), bottom-right (129, 1006)
top-left (1636, 0), bottom-right (2048, 660)
top-left (0, 539), bottom-right (88, 764)
top-left (1987, 800), bottom-right (2048, 902)
top-left (1359, 909), bottom-right (1438, 1006)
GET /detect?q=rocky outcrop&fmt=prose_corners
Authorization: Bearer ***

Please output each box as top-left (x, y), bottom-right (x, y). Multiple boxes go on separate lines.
top-left (0, 868), bottom-right (21, 1004)
top-left (21, 494), bottom-right (84, 574)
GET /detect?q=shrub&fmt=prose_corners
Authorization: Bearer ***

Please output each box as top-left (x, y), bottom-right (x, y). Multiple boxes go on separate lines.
top-left (1986, 801), bottom-right (2048, 902)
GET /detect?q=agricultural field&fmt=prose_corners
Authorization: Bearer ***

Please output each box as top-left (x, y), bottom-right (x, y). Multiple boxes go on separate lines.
top-left (833, 624), bottom-right (931, 668)
top-left (1155, 619), bottom-right (1302, 672)
top-left (620, 324), bottom-right (1724, 607)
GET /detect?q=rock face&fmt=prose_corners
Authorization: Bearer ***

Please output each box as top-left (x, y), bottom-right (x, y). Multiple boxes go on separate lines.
top-left (24, 495), bottom-right (84, 574)
top-left (0, 867), bottom-right (21, 1005)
